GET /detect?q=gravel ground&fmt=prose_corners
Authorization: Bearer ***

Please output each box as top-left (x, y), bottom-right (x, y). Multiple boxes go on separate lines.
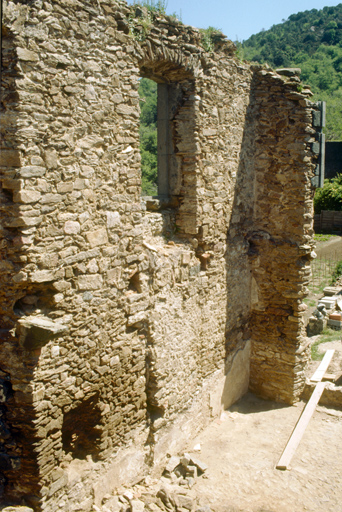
top-left (187, 392), bottom-right (342, 512)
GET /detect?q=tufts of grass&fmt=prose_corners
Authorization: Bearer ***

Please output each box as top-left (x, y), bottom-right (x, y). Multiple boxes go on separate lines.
top-left (311, 327), bottom-right (341, 360)
top-left (309, 278), bottom-right (331, 296)
top-left (314, 233), bottom-right (338, 242)
top-left (304, 298), bottom-right (317, 307)
top-left (199, 26), bottom-right (223, 53)
top-left (133, 0), bottom-right (168, 14)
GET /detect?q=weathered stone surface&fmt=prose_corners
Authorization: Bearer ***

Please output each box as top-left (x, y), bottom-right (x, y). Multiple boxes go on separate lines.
top-left (16, 48), bottom-right (39, 61)
top-left (77, 274), bottom-right (103, 290)
top-left (17, 316), bottom-right (68, 350)
top-left (86, 228), bottom-right (109, 248)
top-left (13, 190), bottom-right (41, 203)
top-left (64, 221), bottom-right (81, 234)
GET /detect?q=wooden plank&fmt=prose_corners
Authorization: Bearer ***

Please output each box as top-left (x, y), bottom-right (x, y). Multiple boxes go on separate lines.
top-left (310, 349), bottom-right (335, 383)
top-left (276, 382), bottom-right (326, 470)
top-left (323, 373), bottom-right (337, 382)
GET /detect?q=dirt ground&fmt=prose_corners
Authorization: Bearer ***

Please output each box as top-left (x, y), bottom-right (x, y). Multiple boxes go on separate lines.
top-left (184, 333), bottom-right (342, 512)
top-left (186, 392), bottom-right (342, 512)
top-left (307, 336), bottom-right (342, 378)
top-left (314, 235), bottom-right (342, 259)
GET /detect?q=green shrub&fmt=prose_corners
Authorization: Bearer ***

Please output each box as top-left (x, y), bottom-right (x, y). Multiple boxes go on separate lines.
top-left (331, 259), bottom-right (342, 282)
top-left (314, 173), bottom-right (342, 213)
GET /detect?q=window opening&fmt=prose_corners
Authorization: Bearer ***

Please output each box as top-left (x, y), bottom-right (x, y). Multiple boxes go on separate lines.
top-left (139, 78), bottom-right (158, 196)
top-left (138, 77), bottom-right (183, 204)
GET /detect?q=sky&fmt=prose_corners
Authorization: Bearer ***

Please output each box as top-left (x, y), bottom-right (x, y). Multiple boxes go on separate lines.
top-left (127, 0), bottom-right (342, 42)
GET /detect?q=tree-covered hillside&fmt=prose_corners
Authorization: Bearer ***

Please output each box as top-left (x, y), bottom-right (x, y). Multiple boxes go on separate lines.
top-left (240, 4), bottom-right (342, 140)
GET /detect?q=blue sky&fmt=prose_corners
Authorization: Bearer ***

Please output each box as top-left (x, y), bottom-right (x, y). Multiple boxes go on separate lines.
top-left (127, 1), bottom-right (342, 41)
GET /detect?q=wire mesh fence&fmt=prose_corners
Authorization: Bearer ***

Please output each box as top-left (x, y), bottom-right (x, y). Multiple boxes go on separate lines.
top-left (311, 251), bottom-right (342, 289)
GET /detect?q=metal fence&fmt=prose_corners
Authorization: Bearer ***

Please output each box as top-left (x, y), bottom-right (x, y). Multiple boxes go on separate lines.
top-left (311, 252), bottom-right (342, 288)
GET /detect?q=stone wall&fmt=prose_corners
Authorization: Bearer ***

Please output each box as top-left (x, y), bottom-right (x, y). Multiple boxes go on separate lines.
top-left (1, 0), bottom-right (319, 509)
top-left (248, 68), bottom-right (318, 402)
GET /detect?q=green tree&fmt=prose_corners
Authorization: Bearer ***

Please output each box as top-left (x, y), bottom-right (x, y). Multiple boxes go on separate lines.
top-left (139, 78), bottom-right (158, 195)
top-left (240, 4), bottom-right (342, 139)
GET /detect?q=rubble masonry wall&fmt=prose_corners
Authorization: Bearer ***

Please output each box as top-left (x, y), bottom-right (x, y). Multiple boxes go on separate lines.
top-left (1, 0), bottom-right (318, 509)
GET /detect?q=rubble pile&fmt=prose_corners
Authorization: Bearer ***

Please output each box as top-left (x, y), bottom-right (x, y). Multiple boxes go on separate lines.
top-left (95, 454), bottom-right (211, 512)
top-left (308, 286), bottom-right (342, 335)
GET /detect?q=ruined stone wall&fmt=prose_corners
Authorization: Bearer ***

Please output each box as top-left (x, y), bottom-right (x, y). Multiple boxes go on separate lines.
top-left (248, 68), bottom-right (318, 403)
top-left (1, 0), bottom-right (318, 509)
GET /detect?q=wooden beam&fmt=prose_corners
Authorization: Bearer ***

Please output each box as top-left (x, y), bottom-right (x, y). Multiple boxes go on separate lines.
top-left (276, 382), bottom-right (326, 470)
top-left (310, 349), bottom-right (335, 383)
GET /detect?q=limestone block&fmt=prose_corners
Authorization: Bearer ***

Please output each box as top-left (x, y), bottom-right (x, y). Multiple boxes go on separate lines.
top-left (19, 166), bottom-right (46, 178)
top-left (106, 211), bottom-right (121, 227)
top-left (40, 193), bottom-right (62, 204)
top-left (12, 271), bottom-right (28, 283)
top-left (116, 104), bottom-right (137, 116)
top-left (64, 220), bottom-right (81, 234)
top-left (80, 165), bottom-right (94, 178)
top-left (30, 270), bottom-right (55, 282)
top-left (2, 508), bottom-right (33, 512)
top-left (17, 47), bottom-right (39, 61)
top-left (44, 149), bottom-right (58, 169)
top-left (93, 449), bottom-right (147, 507)
top-left (57, 182), bottom-right (73, 193)
top-left (86, 228), bottom-right (108, 248)
top-left (17, 316), bottom-right (68, 350)
top-left (13, 190), bottom-right (41, 203)
top-left (74, 178), bottom-right (86, 190)
top-left (77, 274), bottom-right (103, 290)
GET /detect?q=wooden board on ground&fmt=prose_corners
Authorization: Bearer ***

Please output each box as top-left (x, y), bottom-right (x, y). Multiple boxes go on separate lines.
top-left (276, 381), bottom-right (326, 470)
top-left (310, 349), bottom-right (335, 383)
top-left (323, 373), bottom-right (337, 382)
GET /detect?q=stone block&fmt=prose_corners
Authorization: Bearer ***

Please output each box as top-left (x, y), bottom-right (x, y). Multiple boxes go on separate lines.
top-left (19, 166), bottom-right (46, 177)
top-left (44, 149), bottom-right (58, 169)
top-left (327, 319), bottom-right (342, 330)
top-left (17, 47), bottom-right (39, 61)
top-left (13, 190), bottom-right (41, 203)
top-left (30, 270), bottom-right (55, 282)
top-left (2, 508), bottom-right (33, 512)
top-left (17, 316), bottom-right (68, 350)
top-left (93, 449), bottom-right (147, 507)
top-left (40, 193), bottom-right (62, 204)
top-left (106, 211), bottom-right (121, 227)
top-left (77, 274), bottom-right (103, 290)
top-left (64, 220), bottom-right (81, 234)
top-left (86, 228), bottom-right (108, 248)
top-left (57, 182), bottom-right (73, 193)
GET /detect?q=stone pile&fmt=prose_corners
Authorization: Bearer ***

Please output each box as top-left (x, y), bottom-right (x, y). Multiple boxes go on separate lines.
top-left (307, 286), bottom-right (342, 334)
top-left (94, 454), bottom-right (210, 512)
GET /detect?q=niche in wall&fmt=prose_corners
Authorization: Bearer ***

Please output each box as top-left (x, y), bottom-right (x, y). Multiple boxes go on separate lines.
top-left (62, 394), bottom-right (102, 460)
